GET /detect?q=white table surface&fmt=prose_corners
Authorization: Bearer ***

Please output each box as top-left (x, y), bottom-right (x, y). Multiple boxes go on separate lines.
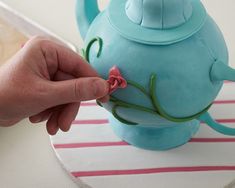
top-left (0, 0), bottom-right (235, 188)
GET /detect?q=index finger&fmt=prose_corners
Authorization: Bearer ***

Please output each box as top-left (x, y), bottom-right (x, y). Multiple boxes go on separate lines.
top-left (40, 38), bottom-right (99, 78)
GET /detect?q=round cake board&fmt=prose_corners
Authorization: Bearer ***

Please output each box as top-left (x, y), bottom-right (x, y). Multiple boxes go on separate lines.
top-left (50, 82), bottom-right (235, 188)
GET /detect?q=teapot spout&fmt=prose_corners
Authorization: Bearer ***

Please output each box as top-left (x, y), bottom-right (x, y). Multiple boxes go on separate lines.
top-left (210, 60), bottom-right (235, 82)
top-left (75, 0), bottom-right (100, 39)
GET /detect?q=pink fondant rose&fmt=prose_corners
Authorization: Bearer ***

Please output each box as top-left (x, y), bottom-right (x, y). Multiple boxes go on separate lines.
top-left (107, 66), bottom-right (127, 94)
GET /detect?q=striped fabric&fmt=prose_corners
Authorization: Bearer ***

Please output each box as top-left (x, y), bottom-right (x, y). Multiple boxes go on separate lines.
top-left (50, 82), bottom-right (235, 188)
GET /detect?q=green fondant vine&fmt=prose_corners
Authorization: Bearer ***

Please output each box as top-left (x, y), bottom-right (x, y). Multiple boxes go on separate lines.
top-left (112, 105), bottom-right (138, 125)
top-left (148, 74), bottom-right (212, 122)
top-left (83, 37), bottom-right (212, 125)
top-left (81, 37), bottom-right (103, 63)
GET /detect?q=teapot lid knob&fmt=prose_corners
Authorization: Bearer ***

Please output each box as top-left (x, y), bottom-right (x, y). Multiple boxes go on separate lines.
top-left (126, 0), bottom-right (193, 29)
top-left (107, 0), bottom-right (207, 45)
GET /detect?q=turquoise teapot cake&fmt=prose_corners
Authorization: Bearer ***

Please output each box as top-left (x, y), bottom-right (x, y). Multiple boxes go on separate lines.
top-left (76, 0), bottom-right (235, 150)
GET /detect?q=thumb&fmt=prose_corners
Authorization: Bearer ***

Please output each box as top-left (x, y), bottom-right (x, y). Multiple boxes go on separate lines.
top-left (46, 77), bottom-right (109, 106)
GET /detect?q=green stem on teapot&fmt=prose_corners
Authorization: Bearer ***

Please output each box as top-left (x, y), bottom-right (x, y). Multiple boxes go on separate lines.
top-left (112, 105), bottom-right (138, 125)
top-left (109, 80), bottom-right (153, 125)
top-left (149, 74), bottom-right (212, 122)
top-left (110, 96), bottom-right (157, 115)
top-left (84, 37), bottom-right (103, 63)
top-left (109, 95), bottom-right (158, 125)
top-left (109, 74), bottom-right (212, 124)
top-left (127, 80), bottom-right (149, 97)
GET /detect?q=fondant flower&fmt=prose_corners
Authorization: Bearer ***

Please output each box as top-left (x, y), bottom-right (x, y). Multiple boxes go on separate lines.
top-left (107, 66), bottom-right (127, 94)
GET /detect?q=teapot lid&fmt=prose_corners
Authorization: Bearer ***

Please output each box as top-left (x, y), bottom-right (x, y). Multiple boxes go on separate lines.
top-left (107, 0), bottom-right (207, 45)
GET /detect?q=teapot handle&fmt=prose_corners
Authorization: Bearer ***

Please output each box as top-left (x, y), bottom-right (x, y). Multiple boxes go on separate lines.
top-left (75, 0), bottom-right (100, 39)
top-left (198, 112), bottom-right (235, 136)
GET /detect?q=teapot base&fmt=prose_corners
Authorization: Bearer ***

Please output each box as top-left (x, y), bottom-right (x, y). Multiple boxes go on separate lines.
top-left (109, 116), bottom-right (200, 150)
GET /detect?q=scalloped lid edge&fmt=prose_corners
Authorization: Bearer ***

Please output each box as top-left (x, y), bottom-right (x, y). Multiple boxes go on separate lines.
top-left (107, 0), bottom-right (207, 45)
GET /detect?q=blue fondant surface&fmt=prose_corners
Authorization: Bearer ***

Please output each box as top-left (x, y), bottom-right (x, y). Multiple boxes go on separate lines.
top-left (85, 14), bottom-right (227, 120)
top-left (109, 115), bottom-right (200, 150)
top-left (75, 0), bottom-right (235, 150)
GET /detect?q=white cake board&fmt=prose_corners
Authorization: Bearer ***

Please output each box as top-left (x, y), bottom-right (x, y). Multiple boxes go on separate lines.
top-left (50, 82), bottom-right (235, 188)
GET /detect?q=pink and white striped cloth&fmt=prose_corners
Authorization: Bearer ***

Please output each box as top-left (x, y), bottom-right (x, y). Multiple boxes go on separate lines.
top-left (50, 82), bottom-right (235, 188)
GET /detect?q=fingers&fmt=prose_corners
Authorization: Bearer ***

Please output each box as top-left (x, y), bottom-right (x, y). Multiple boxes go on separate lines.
top-left (22, 37), bottom-right (110, 135)
top-left (50, 43), bottom-right (99, 77)
top-left (45, 77), bottom-right (109, 107)
top-left (30, 103), bottom-right (80, 135)
top-left (29, 107), bottom-right (54, 123)
top-left (27, 37), bottom-right (100, 78)
top-left (57, 103), bottom-right (80, 132)
top-left (53, 70), bottom-right (75, 81)
top-left (46, 103), bottom-right (80, 135)
top-left (51, 71), bottom-right (110, 104)
top-left (29, 111), bottom-right (51, 123)
top-left (98, 95), bottom-right (110, 103)
top-left (46, 111), bottom-right (60, 135)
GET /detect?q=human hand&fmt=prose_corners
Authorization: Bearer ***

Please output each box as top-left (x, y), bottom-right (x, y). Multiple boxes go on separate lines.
top-left (0, 37), bottom-right (109, 135)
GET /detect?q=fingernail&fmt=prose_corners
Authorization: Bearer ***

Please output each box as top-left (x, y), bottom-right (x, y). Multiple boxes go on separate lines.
top-left (31, 117), bottom-right (42, 123)
top-left (93, 79), bottom-right (109, 98)
top-left (98, 95), bottom-right (110, 103)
